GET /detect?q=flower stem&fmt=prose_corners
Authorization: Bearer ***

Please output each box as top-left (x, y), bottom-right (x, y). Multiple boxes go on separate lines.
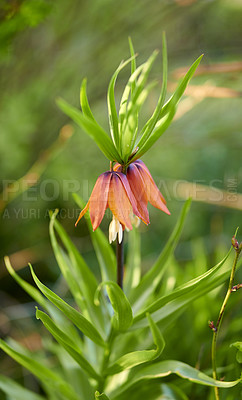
top-left (211, 246), bottom-right (241, 400)
top-left (117, 234), bottom-right (124, 289)
top-left (97, 328), bottom-right (116, 392)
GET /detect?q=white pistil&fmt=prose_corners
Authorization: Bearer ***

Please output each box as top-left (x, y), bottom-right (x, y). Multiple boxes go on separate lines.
top-left (109, 215), bottom-right (123, 244)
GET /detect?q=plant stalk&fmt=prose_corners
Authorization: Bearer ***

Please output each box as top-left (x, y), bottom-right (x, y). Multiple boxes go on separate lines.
top-left (97, 328), bottom-right (116, 392)
top-left (211, 247), bottom-right (241, 400)
top-left (117, 234), bottom-right (124, 289)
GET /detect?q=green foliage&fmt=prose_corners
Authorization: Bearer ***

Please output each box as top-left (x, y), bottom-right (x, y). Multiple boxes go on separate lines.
top-left (231, 342), bottom-right (242, 363)
top-left (1, 204), bottom-right (241, 399)
top-left (57, 36), bottom-right (202, 165)
top-left (94, 281), bottom-right (133, 332)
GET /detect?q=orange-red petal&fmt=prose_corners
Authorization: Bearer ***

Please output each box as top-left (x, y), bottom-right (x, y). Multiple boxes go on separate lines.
top-left (108, 173), bottom-right (133, 230)
top-left (126, 164), bottom-right (150, 224)
top-left (117, 171), bottom-right (146, 223)
top-left (75, 200), bottom-right (90, 227)
top-left (135, 160), bottom-right (170, 215)
top-left (89, 172), bottom-right (112, 230)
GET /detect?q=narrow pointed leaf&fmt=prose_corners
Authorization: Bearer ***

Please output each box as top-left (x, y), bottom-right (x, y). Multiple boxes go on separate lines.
top-left (0, 375), bottom-right (45, 400)
top-left (49, 210), bottom-right (88, 313)
top-left (133, 54), bottom-right (203, 159)
top-left (4, 257), bottom-right (82, 341)
top-left (80, 78), bottom-right (95, 121)
top-left (118, 65), bottom-right (143, 130)
top-left (95, 281), bottom-right (133, 332)
top-left (49, 210), bottom-right (104, 331)
top-left (137, 32), bottom-right (168, 150)
top-left (0, 340), bottom-right (79, 400)
top-left (105, 314), bottom-right (164, 375)
top-left (30, 265), bottom-right (105, 347)
top-left (131, 249), bottom-right (238, 330)
top-left (130, 199), bottom-right (191, 312)
top-left (50, 209), bottom-right (98, 297)
top-left (111, 360), bottom-right (241, 399)
top-left (159, 54), bottom-right (203, 119)
top-left (57, 98), bottom-right (121, 162)
top-left (107, 56), bottom-right (136, 150)
top-left (4, 256), bottom-right (46, 308)
top-left (134, 247), bottom-right (232, 323)
top-left (36, 308), bottom-right (100, 380)
top-left (121, 50), bottom-right (158, 161)
top-left (73, 193), bottom-right (116, 282)
top-left (128, 37), bottom-right (136, 96)
top-left (135, 106), bottom-right (176, 159)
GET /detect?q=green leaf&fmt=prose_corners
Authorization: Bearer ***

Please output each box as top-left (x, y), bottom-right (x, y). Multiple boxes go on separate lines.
top-left (120, 50), bottom-right (158, 161)
top-left (4, 257), bottom-right (82, 341)
top-left (95, 281), bottom-right (133, 332)
top-left (107, 56), bottom-right (136, 151)
top-left (118, 65), bottom-right (143, 129)
top-left (29, 265), bottom-right (105, 347)
top-left (136, 105), bottom-right (176, 159)
top-left (134, 54), bottom-right (203, 159)
top-left (136, 32), bottom-right (168, 151)
top-left (80, 78), bottom-right (95, 121)
top-left (49, 210), bottom-right (104, 332)
top-left (124, 226), bottom-right (141, 296)
top-left (131, 248), bottom-right (236, 331)
top-left (129, 199), bottom-right (191, 312)
top-left (49, 210), bottom-right (88, 312)
top-left (4, 256), bottom-right (46, 308)
top-left (231, 342), bottom-right (242, 363)
top-left (161, 383), bottom-right (189, 400)
top-left (36, 308), bottom-right (100, 380)
top-left (73, 193), bottom-right (116, 282)
top-left (56, 97), bottom-right (121, 162)
top-left (118, 65), bottom-right (144, 156)
top-left (133, 246), bottom-right (232, 324)
top-left (159, 54), bottom-right (203, 119)
top-left (0, 340), bottom-right (80, 400)
top-left (111, 360), bottom-right (241, 399)
top-left (95, 391), bottom-right (110, 400)
top-left (0, 374), bottom-right (45, 400)
top-left (105, 314), bottom-right (165, 375)
top-left (53, 344), bottom-right (94, 400)
top-left (128, 37), bottom-right (136, 96)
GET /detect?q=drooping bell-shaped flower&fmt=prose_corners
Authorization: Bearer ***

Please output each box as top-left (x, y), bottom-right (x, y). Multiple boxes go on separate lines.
top-left (75, 170), bottom-right (143, 233)
top-left (115, 159), bottom-right (170, 224)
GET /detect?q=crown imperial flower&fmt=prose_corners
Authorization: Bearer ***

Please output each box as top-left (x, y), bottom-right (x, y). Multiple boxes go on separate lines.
top-left (75, 160), bottom-right (170, 243)
top-left (75, 170), bottom-right (143, 232)
top-left (115, 159), bottom-right (170, 224)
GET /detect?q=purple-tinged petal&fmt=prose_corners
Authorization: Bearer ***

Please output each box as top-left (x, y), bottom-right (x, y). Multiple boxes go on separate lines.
top-left (126, 164), bottom-right (150, 224)
top-left (89, 172), bottom-right (112, 230)
top-left (108, 173), bottom-right (133, 230)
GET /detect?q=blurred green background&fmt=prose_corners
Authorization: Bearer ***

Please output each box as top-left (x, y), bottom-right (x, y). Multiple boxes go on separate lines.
top-left (0, 0), bottom-right (241, 398)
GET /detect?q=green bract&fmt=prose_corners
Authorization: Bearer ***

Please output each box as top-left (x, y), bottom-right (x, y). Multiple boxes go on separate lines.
top-left (57, 34), bottom-right (203, 164)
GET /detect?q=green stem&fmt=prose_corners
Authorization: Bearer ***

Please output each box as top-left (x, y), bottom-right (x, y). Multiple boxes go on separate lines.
top-left (117, 235), bottom-right (124, 289)
top-left (97, 328), bottom-right (116, 392)
top-left (211, 248), bottom-right (241, 400)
